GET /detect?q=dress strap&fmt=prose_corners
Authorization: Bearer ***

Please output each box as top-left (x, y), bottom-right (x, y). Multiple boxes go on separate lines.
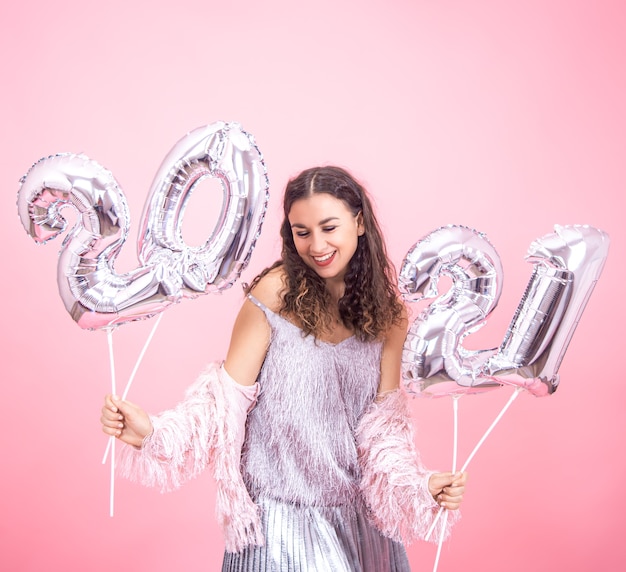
top-left (247, 293), bottom-right (269, 313)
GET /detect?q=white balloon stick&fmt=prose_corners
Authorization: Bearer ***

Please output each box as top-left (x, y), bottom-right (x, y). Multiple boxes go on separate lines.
top-left (102, 313), bottom-right (163, 465)
top-left (106, 328), bottom-right (117, 518)
top-left (432, 395), bottom-right (461, 572)
top-left (425, 387), bottom-right (522, 542)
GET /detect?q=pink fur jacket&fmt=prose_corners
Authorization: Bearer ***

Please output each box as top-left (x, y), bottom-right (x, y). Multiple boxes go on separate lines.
top-left (117, 362), bottom-right (458, 553)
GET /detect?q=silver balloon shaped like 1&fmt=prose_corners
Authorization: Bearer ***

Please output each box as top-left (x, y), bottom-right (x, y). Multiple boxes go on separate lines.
top-left (399, 225), bottom-right (504, 397)
top-left (17, 121), bottom-right (269, 330)
top-left (486, 224), bottom-right (610, 396)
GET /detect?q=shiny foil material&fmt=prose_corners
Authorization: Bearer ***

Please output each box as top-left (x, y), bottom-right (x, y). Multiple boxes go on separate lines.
top-left (399, 225), bottom-right (503, 397)
top-left (400, 224), bottom-right (609, 398)
top-left (17, 121), bottom-right (269, 329)
top-left (486, 224), bottom-right (609, 395)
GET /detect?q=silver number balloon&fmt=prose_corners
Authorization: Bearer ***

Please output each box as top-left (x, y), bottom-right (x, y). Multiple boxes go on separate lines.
top-left (399, 225), bottom-right (504, 397)
top-left (17, 121), bottom-right (269, 330)
top-left (138, 122), bottom-right (269, 293)
top-left (486, 225), bottom-right (609, 396)
top-left (400, 224), bottom-right (609, 398)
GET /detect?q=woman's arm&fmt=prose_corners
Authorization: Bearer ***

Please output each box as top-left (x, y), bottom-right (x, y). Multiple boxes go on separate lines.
top-left (224, 267), bottom-right (284, 385)
top-left (377, 303), bottom-right (409, 394)
top-left (101, 270), bottom-right (280, 445)
top-left (360, 301), bottom-right (467, 543)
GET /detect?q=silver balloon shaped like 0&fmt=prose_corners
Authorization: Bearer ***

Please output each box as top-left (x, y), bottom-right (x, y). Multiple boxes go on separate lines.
top-left (17, 121), bottom-right (269, 330)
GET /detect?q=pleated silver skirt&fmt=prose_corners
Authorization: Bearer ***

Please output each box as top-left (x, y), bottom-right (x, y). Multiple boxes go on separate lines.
top-left (221, 497), bottom-right (410, 572)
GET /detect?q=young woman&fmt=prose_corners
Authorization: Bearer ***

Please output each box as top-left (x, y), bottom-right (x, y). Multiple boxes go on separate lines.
top-left (101, 166), bottom-right (467, 571)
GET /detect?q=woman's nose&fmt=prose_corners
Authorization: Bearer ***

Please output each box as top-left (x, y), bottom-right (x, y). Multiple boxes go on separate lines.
top-left (309, 231), bottom-right (327, 253)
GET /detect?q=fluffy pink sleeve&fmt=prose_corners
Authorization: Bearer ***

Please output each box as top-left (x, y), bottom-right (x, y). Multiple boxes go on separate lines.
top-left (116, 362), bottom-right (264, 552)
top-left (356, 389), bottom-right (460, 544)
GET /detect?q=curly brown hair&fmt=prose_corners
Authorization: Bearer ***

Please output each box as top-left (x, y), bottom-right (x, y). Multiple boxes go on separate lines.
top-left (249, 166), bottom-right (403, 341)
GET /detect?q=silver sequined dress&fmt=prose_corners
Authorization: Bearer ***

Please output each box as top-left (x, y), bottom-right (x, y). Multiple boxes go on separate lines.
top-left (221, 295), bottom-right (411, 571)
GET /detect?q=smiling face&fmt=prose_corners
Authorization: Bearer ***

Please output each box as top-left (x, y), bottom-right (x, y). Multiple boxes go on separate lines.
top-left (288, 192), bottom-right (365, 289)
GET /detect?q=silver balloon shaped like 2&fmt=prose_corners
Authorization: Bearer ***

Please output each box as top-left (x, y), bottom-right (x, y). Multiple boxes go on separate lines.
top-left (399, 225), bottom-right (504, 397)
top-left (16, 121), bottom-right (269, 330)
top-left (400, 224), bottom-right (609, 398)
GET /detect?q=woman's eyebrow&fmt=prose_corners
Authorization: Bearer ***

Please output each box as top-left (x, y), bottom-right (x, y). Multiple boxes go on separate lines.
top-left (290, 217), bottom-right (340, 229)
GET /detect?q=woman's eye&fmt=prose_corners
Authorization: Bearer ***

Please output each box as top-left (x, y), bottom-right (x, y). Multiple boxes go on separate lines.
top-left (322, 226), bottom-right (336, 232)
top-left (295, 231), bottom-right (309, 238)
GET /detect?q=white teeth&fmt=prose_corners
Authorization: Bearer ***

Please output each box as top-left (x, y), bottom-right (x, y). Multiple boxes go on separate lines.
top-left (314, 252), bottom-right (334, 262)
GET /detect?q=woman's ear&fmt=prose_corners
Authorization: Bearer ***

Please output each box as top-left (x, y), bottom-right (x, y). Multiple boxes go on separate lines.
top-left (356, 211), bottom-right (365, 236)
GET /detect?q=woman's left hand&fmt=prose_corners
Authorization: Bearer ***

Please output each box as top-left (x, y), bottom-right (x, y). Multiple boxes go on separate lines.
top-left (428, 472), bottom-right (467, 510)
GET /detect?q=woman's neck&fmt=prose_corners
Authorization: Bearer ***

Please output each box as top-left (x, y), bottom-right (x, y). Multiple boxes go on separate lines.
top-left (324, 277), bottom-right (346, 303)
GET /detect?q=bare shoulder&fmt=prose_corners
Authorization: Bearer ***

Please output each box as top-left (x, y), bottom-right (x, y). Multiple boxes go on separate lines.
top-left (224, 266), bottom-right (286, 384)
top-left (388, 301), bottom-right (409, 341)
top-left (249, 265), bottom-right (286, 313)
top-left (378, 300), bottom-right (409, 394)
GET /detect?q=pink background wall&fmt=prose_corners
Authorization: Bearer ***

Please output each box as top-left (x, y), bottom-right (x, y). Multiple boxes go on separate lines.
top-left (1, 1), bottom-right (624, 570)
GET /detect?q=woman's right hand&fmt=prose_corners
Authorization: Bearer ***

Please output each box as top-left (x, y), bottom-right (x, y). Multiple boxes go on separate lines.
top-left (101, 395), bottom-right (153, 448)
